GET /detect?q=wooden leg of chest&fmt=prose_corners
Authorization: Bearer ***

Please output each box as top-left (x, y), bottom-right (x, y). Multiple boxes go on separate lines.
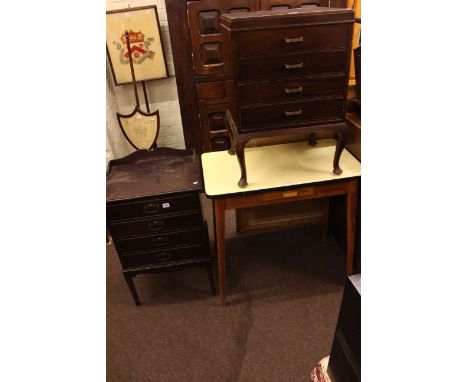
top-left (226, 119), bottom-right (236, 156)
top-left (235, 141), bottom-right (248, 188)
top-left (123, 272), bottom-right (141, 306)
top-left (308, 132), bottom-right (317, 146)
top-left (333, 130), bottom-right (347, 175)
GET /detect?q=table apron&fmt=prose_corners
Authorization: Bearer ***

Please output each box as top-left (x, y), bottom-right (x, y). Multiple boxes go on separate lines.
top-left (223, 180), bottom-right (357, 210)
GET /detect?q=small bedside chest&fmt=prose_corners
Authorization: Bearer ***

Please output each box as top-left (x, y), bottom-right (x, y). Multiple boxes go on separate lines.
top-left (106, 148), bottom-right (215, 306)
top-left (220, 7), bottom-right (355, 187)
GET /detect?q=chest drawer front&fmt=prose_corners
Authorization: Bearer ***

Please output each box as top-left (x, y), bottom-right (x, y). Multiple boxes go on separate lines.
top-left (238, 75), bottom-right (344, 105)
top-left (240, 97), bottom-right (344, 131)
top-left (237, 49), bottom-right (347, 82)
top-left (107, 193), bottom-right (199, 222)
top-left (235, 24), bottom-right (349, 58)
top-left (120, 244), bottom-right (207, 268)
top-left (114, 228), bottom-right (204, 254)
top-left (108, 211), bottom-right (202, 239)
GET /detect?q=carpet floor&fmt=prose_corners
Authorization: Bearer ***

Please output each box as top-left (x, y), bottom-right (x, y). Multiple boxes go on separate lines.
top-left (107, 195), bottom-right (347, 381)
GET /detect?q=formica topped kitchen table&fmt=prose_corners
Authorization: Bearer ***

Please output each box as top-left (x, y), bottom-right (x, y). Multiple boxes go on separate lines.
top-left (202, 139), bottom-right (361, 305)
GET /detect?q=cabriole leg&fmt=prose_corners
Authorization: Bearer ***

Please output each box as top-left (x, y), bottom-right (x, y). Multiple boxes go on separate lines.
top-left (308, 132), bottom-right (317, 146)
top-left (236, 141), bottom-right (248, 188)
top-left (333, 131), bottom-right (346, 175)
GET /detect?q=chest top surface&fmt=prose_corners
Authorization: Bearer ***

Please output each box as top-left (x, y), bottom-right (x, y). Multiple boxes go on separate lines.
top-left (106, 147), bottom-right (201, 203)
top-left (220, 7), bottom-right (355, 31)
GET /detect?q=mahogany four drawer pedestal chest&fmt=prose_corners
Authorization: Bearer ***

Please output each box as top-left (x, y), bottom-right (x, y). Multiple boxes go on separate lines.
top-left (220, 7), bottom-right (355, 187)
top-left (106, 148), bottom-right (215, 306)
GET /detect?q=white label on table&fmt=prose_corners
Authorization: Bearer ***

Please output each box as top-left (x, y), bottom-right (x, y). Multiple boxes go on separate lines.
top-left (162, 203), bottom-right (170, 208)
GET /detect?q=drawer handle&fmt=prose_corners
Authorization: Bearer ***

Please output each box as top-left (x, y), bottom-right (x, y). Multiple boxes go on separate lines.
top-left (152, 237), bottom-right (169, 247)
top-left (143, 202), bottom-right (160, 214)
top-left (284, 109), bottom-right (302, 117)
top-left (284, 62), bottom-right (304, 70)
top-left (148, 220), bottom-right (165, 231)
top-left (157, 250), bottom-right (171, 261)
top-left (284, 36), bottom-right (303, 43)
top-left (284, 86), bottom-right (303, 94)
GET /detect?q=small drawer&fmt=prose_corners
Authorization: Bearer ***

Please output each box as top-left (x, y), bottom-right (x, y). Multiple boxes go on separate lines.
top-left (108, 211), bottom-right (202, 239)
top-left (196, 80), bottom-right (236, 102)
top-left (114, 228), bottom-right (204, 254)
top-left (237, 49), bottom-right (347, 82)
top-left (238, 75), bottom-right (344, 105)
top-left (120, 244), bottom-right (208, 268)
top-left (210, 136), bottom-right (231, 151)
top-left (240, 97), bottom-right (344, 131)
top-left (235, 24), bottom-right (349, 57)
top-left (107, 193), bottom-right (199, 222)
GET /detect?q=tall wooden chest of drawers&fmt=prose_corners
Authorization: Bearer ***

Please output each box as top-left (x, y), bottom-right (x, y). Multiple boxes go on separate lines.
top-left (165, 0), bottom-right (348, 154)
top-left (219, 7), bottom-right (354, 186)
top-left (221, 7), bottom-right (354, 132)
top-left (106, 148), bottom-right (215, 306)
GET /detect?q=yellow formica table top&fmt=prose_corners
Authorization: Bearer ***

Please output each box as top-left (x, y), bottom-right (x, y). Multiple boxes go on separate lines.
top-left (201, 139), bottom-right (361, 197)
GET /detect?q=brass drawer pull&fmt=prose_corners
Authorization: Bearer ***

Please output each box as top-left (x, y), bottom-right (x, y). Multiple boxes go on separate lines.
top-left (284, 62), bottom-right (304, 70)
top-left (148, 220), bottom-right (165, 231)
top-left (152, 237), bottom-right (169, 247)
top-left (284, 109), bottom-right (302, 117)
top-left (156, 250), bottom-right (172, 261)
top-left (282, 190), bottom-right (298, 198)
top-left (284, 36), bottom-right (303, 43)
top-left (284, 86), bottom-right (303, 94)
top-left (143, 202), bottom-right (160, 214)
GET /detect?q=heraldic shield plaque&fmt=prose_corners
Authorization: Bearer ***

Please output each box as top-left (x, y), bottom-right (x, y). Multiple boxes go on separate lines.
top-left (117, 108), bottom-right (160, 150)
top-left (106, 6), bottom-right (169, 85)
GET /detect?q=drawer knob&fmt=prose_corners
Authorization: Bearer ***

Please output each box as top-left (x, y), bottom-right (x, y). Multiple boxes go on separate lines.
top-left (152, 237), bottom-right (169, 247)
top-left (284, 109), bottom-right (302, 117)
top-left (284, 62), bottom-right (304, 70)
top-left (284, 86), bottom-right (303, 94)
top-left (143, 202), bottom-right (160, 214)
top-left (284, 36), bottom-right (303, 43)
top-left (148, 220), bottom-right (165, 231)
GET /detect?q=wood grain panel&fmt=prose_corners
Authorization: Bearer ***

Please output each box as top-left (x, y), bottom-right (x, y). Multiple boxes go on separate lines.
top-left (187, 0), bottom-right (259, 76)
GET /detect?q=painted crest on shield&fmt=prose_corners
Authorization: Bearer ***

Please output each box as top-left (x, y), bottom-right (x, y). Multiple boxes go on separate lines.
top-left (112, 30), bottom-right (155, 65)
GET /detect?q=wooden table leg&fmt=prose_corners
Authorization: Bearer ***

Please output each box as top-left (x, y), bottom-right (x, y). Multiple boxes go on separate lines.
top-left (212, 199), bottom-right (217, 256)
top-left (205, 262), bottom-right (216, 295)
top-left (321, 197), bottom-right (330, 242)
top-left (346, 181), bottom-right (358, 275)
top-left (214, 199), bottom-right (227, 305)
